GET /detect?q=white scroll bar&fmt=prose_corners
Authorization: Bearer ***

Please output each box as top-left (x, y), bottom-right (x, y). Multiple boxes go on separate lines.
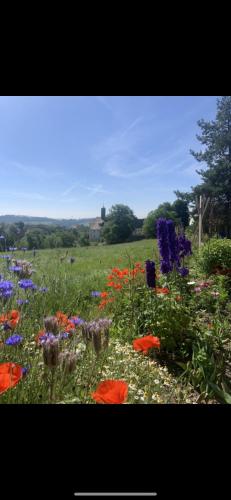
top-left (74, 493), bottom-right (157, 497)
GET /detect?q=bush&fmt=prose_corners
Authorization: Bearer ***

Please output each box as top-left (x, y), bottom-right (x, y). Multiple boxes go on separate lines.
top-left (198, 238), bottom-right (231, 275)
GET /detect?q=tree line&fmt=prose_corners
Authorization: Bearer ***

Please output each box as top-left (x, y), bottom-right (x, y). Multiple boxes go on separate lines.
top-left (0, 222), bottom-right (90, 250)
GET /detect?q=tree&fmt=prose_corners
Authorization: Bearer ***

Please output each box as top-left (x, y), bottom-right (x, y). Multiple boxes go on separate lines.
top-left (143, 203), bottom-right (179, 238)
top-left (185, 96), bottom-right (231, 236)
top-left (102, 204), bottom-right (137, 244)
top-left (172, 199), bottom-right (189, 228)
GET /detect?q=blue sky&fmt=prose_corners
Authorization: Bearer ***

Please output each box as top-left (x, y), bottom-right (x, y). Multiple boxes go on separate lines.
top-left (0, 96), bottom-right (218, 219)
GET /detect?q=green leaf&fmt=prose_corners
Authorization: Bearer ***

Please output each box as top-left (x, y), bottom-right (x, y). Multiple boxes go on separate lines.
top-left (209, 382), bottom-right (231, 403)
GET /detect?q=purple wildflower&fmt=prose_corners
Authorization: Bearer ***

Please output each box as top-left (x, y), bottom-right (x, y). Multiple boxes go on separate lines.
top-left (22, 366), bottom-right (29, 376)
top-left (70, 316), bottom-right (85, 326)
top-left (18, 279), bottom-right (35, 289)
top-left (91, 291), bottom-right (101, 297)
top-left (0, 280), bottom-right (14, 298)
top-left (38, 332), bottom-right (57, 345)
top-left (17, 299), bottom-right (29, 305)
top-left (167, 220), bottom-right (179, 265)
top-left (177, 267), bottom-right (189, 277)
top-left (9, 265), bottom-right (23, 273)
top-left (39, 287), bottom-right (48, 292)
top-left (157, 218), bottom-right (170, 262)
top-left (194, 287), bottom-right (202, 293)
top-left (177, 233), bottom-right (192, 258)
top-left (157, 218), bottom-right (172, 274)
top-left (5, 334), bottom-right (23, 345)
top-left (145, 260), bottom-right (156, 288)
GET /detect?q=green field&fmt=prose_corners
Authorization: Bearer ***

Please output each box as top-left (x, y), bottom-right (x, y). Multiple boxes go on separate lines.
top-left (0, 240), bottom-right (208, 404)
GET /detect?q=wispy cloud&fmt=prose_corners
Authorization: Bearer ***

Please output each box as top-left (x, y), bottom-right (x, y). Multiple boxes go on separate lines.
top-left (95, 96), bottom-right (113, 111)
top-left (62, 182), bottom-right (111, 198)
top-left (8, 161), bottom-right (63, 179)
top-left (0, 189), bottom-right (51, 201)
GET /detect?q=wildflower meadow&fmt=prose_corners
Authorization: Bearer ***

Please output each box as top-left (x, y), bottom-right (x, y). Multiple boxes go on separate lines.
top-left (1, 223), bottom-right (231, 404)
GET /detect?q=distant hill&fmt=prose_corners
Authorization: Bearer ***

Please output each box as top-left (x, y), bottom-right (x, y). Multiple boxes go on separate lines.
top-left (0, 214), bottom-right (95, 227)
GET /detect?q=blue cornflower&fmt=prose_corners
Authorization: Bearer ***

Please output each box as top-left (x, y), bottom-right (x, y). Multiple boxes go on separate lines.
top-left (5, 334), bottom-right (23, 345)
top-left (91, 291), bottom-right (101, 297)
top-left (18, 279), bottom-right (35, 289)
top-left (22, 366), bottom-right (30, 376)
top-left (0, 280), bottom-right (14, 298)
top-left (70, 316), bottom-right (84, 326)
top-left (9, 265), bottom-right (23, 272)
top-left (17, 299), bottom-right (29, 305)
top-left (145, 260), bottom-right (156, 288)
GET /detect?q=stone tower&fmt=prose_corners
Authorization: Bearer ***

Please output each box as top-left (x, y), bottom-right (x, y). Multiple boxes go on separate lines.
top-left (101, 206), bottom-right (106, 220)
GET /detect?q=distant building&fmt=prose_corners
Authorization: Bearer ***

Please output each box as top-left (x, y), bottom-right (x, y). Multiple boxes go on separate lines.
top-left (89, 207), bottom-right (106, 242)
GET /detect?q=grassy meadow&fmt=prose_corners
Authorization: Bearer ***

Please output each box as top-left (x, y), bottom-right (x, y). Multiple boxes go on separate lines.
top-left (0, 240), bottom-right (201, 404)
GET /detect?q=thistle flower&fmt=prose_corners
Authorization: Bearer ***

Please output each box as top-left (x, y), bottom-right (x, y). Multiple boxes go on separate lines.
top-left (145, 260), bottom-right (156, 288)
top-left (59, 350), bottom-right (79, 373)
top-left (81, 318), bottom-right (112, 354)
top-left (44, 316), bottom-right (59, 334)
top-left (42, 336), bottom-right (60, 368)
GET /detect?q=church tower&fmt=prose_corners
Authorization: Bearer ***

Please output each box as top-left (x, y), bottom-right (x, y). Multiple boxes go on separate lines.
top-left (101, 206), bottom-right (106, 220)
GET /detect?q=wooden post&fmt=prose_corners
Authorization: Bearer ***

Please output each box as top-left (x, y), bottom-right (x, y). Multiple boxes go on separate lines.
top-left (198, 195), bottom-right (202, 248)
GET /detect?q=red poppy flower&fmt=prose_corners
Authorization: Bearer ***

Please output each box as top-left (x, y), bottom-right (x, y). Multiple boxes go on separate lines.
top-left (107, 281), bottom-right (115, 287)
top-left (100, 292), bottom-right (108, 298)
top-left (56, 311), bottom-right (69, 326)
top-left (0, 309), bottom-right (20, 329)
top-left (114, 283), bottom-right (122, 290)
top-left (0, 362), bottom-right (22, 395)
top-left (133, 334), bottom-right (160, 354)
top-left (35, 329), bottom-right (46, 344)
top-left (92, 380), bottom-right (128, 404)
top-left (155, 287), bottom-right (170, 294)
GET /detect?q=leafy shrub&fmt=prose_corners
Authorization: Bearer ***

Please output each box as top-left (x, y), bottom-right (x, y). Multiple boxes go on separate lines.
top-left (198, 238), bottom-right (231, 275)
